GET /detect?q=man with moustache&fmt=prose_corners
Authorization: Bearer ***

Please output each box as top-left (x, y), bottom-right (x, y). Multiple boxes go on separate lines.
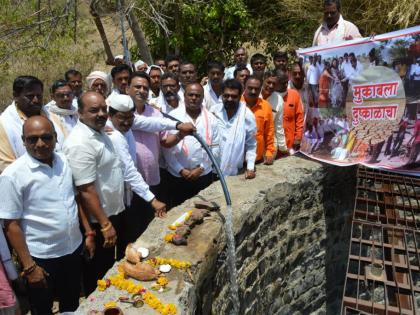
top-left (288, 62), bottom-right (309, 112)
top-left (313, 0), bottom-right (361, 46)
top-left (147, 65), bottom-right (164, 99)
top-left (150, 72), bottom-right (185, 113)
top-left (241, 76), bottom-right (275, 165)
top-left (63, 91), bottom-right (124, 295)
top-left (273, 51), bottom-right (289, 73)
top-left (250, 53), bottom-right (267, 81)
top-left (234, 64), bottom-right (251, 89)
top-left (107, 64), bottom-right (132, 100)
top-left (128, 72), bottom-right (189, 208)
top-left (45, 80), bottom-right (78, 137)
top-left (224, 47), bottom-right (253, 80)
top-left (261, 71), bottom-right (288, 156)
top-left (203, 61), bottom-right (225, 110)
top-left (163, 83), bottom-right (219, 207)
top-left (0, 76), bottom-right (65, 172)
top-left (107, 94), bottom-right (167, 244)
top-left (212, 79), bottom-right (257, 178)
top-left (277, 71), bottom-right (304, 152)
top-left (1, 116), bottom-right (84, 313)
top-left (165, 55), bottom-right (181, 76)
top-left (179, 62), bottom-right (198, 92)
top-left (64, 69), bottom-right (83, 99)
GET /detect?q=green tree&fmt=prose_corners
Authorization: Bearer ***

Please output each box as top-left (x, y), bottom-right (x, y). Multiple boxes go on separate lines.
top-left (131, 0), bottom-right (253, 73)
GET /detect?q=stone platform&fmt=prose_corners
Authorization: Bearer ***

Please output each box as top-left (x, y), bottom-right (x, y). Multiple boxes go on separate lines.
top-left (77, 155), bottom-right (356, 315)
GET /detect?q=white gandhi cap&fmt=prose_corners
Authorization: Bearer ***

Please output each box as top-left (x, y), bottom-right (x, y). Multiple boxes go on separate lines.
top-left (108, 94), bottom-right (134, 112)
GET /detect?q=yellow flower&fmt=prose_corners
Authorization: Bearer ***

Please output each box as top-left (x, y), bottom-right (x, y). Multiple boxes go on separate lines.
top-left (104, 301), bottom-right (117, 308)
top-left (157, 276), bottom-right (169, 287)
top-left (164, 233), bottom-right (175, 242)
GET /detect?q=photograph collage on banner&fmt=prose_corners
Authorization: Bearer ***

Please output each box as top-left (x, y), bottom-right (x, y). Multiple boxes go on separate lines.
top-left (297, 26), bottom-right (420, 175)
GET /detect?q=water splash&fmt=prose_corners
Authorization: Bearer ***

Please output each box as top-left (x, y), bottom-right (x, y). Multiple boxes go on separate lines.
top-left (225, 205), bottom-right (240, 314)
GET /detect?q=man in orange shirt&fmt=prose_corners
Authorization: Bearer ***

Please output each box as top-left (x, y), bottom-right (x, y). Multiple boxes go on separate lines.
top-left (242, 76), bottom-right (275, 165)
top-left (277, 71), bottom-right (304, 151)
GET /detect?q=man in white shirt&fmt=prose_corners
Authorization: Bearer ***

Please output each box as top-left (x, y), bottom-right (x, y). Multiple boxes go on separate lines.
top-left (410, 58), bottom-right (420, 92)
top-left (313, 0), bottom-right (362, 46)
top-left (147, 65), bottom-right (163, 100)
top-left (45, 80), bottom-right (78, 137)
top-left (107, 64), bottom-right (132, 100)
top-left (307, 57), bottom-right (320, 107)
top-left (63, 91), bottom-right (124, 295)
top-left (1, 116), bottom-right (84, 314)
top-left (163, 83), bottom-right (219, 207)
top-left (211, 79), bottom-right (257, 178)
top-left (289, 62), bottom-right (310, 113)
top-left (0, 76), bottom-right (65, 173)
top-left (234, 64), bottom-right (251, 89)
top-left (203, 61), bottom-right (224, 111)
top-left (224, 47), bottom-right (253, 80)
top-left (107, 94), bottom-right (167, 244)
top-left (250, 53), bottom-right (267, 82)
top-left (150, 72), bottom-right (185, 114)
top-left (261, 71), bottom-right (288, 155)
top-left (179, 62), bottom-right (198, 93)
top-left (316, 55), bottom-right (325, 74)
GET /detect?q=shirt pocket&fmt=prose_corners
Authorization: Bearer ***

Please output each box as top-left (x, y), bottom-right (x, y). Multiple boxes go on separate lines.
top-left (284, 105), bottom-right (295, 122)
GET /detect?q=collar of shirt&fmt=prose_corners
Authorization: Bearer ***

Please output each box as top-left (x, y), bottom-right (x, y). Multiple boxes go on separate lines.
top-left (26, 152), bottom-right (57, 170)
top-left (75, 119), bottom-right (102, 138)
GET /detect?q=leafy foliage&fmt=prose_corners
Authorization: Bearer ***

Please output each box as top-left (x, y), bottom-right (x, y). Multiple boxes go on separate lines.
top-left (132, 0), bottom-right (253, 73)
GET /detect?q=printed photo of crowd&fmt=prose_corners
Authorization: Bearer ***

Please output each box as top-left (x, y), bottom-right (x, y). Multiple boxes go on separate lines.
top-left (300, 33), bottom-right (420, 172)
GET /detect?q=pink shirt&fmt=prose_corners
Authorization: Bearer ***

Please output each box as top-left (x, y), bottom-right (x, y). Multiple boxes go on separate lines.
top-left (0, 262), bottom-right (15, 309)
top-left (313, 15), bottom-right (361, 46)
top-left (133, 105), bottom-right (166, 186)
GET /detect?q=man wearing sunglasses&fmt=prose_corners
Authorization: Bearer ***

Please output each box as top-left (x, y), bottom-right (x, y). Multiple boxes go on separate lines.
top-left (0, 116), bottom-right (86, 314)
top-left (0, 76), bottom-right (65, 173)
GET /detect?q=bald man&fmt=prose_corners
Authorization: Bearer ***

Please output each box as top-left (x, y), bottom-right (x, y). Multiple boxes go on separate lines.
top-left (163, 83), bottom-right (219, 207)
top-left (0, 116), bottom-right (84, 314)
top-left (63, 92), bottom-right (125, 295)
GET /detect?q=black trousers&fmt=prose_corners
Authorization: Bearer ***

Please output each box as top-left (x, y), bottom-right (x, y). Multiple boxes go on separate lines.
top-left (29, 244), bottom-right (82, 315)
top-left (166, 172), bottom-right (214, 208)
top-left (82, 212), bottom-right (125, 295)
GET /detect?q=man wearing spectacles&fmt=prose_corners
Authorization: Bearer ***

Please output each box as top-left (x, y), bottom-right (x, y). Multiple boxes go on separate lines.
top-left (0, 76), bottom-right (65, 173)
top-left (45, 80), bottom-right (78, 137)
top-left (0, 116), bottom-right (88, 314)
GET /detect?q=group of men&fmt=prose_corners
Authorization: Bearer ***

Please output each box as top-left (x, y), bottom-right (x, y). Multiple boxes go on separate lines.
top-left (0, 0), bottom-right (361, 314)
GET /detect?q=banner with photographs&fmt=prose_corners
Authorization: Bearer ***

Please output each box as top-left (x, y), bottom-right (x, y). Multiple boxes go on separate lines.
top-left (297, 26), bottom-right (420, 176)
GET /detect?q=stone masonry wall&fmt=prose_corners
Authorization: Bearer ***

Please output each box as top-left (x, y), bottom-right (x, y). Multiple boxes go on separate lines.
top-left (77, 156), bottom-right (356, 315)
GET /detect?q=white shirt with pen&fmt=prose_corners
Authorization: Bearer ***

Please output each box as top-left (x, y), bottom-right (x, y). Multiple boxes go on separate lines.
top-left (163, 106), bottom-right (219, 177)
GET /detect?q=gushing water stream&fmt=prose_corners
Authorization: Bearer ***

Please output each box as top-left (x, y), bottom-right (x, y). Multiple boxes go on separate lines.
top-left (160, 112), bottom-right (240, 313)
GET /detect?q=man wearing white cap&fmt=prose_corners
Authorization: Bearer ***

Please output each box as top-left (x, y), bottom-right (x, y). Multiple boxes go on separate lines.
top-left (107, 94), bottom-right (167, 244)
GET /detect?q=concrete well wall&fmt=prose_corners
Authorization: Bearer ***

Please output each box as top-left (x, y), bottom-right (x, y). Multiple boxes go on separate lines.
top-left (77, 156), bottom-right (356, 315)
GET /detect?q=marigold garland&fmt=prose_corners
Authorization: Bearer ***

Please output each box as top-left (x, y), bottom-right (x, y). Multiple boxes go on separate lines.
top-left (96, 271), bottom-right (177, 315)
top-left (145, 257), bottom-right (192, 270)
top-left (164, 233), bottom-right (175, 242)
top-left (104, 301), bottom-right (117, 308)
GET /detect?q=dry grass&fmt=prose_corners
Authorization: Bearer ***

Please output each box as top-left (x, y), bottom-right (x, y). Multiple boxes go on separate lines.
top-left (0, 3), bottom-right (133, 111)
